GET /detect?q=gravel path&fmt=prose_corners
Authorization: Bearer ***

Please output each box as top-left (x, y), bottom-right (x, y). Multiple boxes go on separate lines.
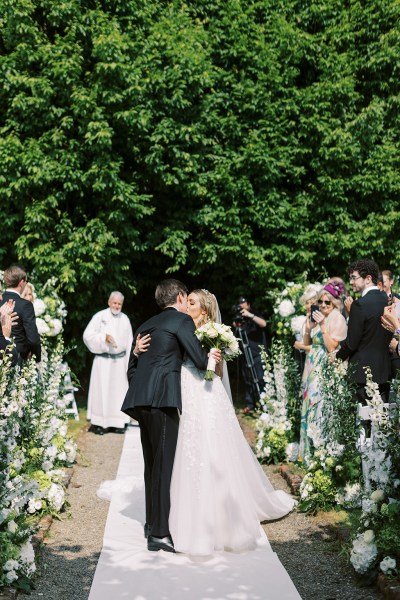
top-left (28, 427), bottom-right (125, 600)
top-left (26, 423), bottom-right (383, 600)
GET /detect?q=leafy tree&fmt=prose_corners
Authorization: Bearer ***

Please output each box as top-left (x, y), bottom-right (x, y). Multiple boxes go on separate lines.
top-left (1, 0), bottom-right (399, 375)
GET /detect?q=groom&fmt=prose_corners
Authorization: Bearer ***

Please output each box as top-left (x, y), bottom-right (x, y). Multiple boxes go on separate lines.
top-left (121, 279), bottom-right (220, 552)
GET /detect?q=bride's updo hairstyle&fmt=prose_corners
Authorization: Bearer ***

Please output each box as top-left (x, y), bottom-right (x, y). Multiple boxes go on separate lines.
top-left (191, 289), bottom-right (217, 328)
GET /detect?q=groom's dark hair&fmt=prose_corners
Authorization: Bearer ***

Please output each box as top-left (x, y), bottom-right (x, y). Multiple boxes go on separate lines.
top-left (155, 279), bottom-right (188, 309)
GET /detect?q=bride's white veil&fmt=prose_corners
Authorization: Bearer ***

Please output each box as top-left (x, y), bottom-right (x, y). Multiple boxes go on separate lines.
top-left (213, 295), bottom-right (233, 403)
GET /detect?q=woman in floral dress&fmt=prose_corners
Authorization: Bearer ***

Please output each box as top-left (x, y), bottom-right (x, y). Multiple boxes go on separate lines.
top-left (299, 283), bottom-right (347, 463)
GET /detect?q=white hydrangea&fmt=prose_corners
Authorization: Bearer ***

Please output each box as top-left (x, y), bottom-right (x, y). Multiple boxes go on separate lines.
top-left (33, 298), bottom-right (46, 316)
top-left (350, 532), bottom-right (378, 574)
top-left (36, 317), bottom-right (50, 335)
top-left (47, 483), bottom-right (65, 511)
top-left (278, 299), bottom-right (295, 317)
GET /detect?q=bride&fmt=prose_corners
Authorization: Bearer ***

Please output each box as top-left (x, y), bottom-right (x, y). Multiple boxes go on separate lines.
top-left (140, 289), bottom-right (295, 557)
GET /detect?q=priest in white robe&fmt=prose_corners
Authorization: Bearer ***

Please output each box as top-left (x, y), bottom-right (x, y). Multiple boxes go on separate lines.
top-left (83, 291), bottom-right (133, 434)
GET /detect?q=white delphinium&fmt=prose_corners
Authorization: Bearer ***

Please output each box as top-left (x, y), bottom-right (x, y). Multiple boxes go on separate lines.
top-left (286, 442), bottom-right (300, 462)
top-left (336, 483), bottom-right (362, 508)
top-left (19, 539), bottom-right (36, 575)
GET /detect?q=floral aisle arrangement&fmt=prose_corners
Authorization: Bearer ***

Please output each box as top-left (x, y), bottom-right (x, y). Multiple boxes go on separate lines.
top-left (298, 360), bottom-right (361, 514)
top-left (0, 341), bottom-right (77, 592)
top-left (195, 321), bottom-right (241, 380)
top-left (349, 370), bottom-right (400, 580)
top-left (32, 277), bottom-right (67, 338)
top-left (255, 341), bottom-right (301, 464)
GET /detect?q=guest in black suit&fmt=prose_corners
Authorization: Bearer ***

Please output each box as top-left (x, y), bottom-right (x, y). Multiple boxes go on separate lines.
top-left (0, 266), bottom-right (41, 363)
top-left (0, 300), bottom-right (19, 366)
top-left (336, 259), bottom-right (392, 406)
top-left (121, 279), bottom-right (220, 553)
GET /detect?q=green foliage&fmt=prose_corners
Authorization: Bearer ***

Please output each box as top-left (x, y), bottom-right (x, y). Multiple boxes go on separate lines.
top-left (1, 0), bottom-right (400, 375)
top-left (298, 468), bottom-right (337, 514)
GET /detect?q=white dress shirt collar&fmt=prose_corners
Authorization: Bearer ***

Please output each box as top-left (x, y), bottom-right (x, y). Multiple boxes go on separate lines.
top-left (362, 285), bottom-right (379, 297)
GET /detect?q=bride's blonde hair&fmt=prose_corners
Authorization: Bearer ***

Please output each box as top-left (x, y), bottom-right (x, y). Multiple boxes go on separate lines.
top-left (191, 289), bottom-right (217, 328)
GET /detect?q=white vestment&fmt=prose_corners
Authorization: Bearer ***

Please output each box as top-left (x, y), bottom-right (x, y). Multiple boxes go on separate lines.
top-left (83, 308), bottom-right (133, 429)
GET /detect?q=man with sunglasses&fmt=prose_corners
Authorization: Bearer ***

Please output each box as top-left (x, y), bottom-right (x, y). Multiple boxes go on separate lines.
top-left (336, 259), bottom-right (392, 409)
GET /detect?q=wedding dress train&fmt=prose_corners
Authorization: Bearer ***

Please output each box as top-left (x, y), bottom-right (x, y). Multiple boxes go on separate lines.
top-left (169, 359), bottom-right (296, 556)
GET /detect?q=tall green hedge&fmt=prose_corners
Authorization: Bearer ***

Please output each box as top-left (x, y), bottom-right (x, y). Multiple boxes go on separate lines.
top-left (1, 0), bottom-right (399, 369)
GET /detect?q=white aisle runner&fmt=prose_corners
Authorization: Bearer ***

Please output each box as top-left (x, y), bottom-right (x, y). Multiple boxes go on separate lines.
top-left (88, 426), bottom-right (302, 600)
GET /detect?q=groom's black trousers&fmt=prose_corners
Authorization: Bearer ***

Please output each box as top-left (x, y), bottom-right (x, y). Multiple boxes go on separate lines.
top-left (133, 406), bottom-right (179, 538)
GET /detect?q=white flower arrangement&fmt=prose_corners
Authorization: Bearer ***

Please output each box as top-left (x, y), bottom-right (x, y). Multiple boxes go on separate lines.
top-left (28, 278), bottom-right (67, 338)
top-left (349, 368), bottom-right (400, 577)
top-left (350, 532), bottom-right (378, 574)
top-left (255, 343), bottom-right (300, 464)
top-left (195, 321), bottom-right (241, 380)
top-left (0, 337), bottom-right (77, 590)
top-left (278, 299), bottom-right (295, 318)
top-left (380, 556), bottom-right (397, 575)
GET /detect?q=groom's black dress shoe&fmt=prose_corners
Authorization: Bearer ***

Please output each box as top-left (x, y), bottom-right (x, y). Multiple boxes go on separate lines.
top-left (144, 523), bottom-right (151, 539)
top-left (90, 425), bottom-right (106, 436)
top-left (147, 535), bottom-right (175, 553)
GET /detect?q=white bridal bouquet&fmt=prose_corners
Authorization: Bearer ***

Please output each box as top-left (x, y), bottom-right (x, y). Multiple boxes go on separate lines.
top-left (195, 321), bottom-right (241, 380)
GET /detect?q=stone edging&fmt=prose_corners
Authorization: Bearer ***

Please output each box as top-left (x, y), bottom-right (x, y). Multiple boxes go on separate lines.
top-left (377, 574), bottom-right (400, 600)
top-left (279, 464), bottom-right (303, 495)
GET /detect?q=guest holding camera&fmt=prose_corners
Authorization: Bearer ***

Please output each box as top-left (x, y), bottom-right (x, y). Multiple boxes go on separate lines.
top-left (299, 284), bottom-right (347, 463)
top-left (233, 296), bottom-right (267, 414)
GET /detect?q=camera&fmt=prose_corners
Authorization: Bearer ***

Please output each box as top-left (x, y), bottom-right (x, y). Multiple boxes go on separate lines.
top-left (232, 303), bottom-right (244, 324)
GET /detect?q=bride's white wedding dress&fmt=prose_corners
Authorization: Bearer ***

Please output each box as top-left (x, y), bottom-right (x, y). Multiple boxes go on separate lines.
top-left (169, 358), bottom-right (296, 557)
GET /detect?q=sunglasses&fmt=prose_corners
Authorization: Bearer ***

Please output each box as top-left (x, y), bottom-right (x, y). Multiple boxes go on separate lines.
top-left (318, 300), bottom-right (332, 306)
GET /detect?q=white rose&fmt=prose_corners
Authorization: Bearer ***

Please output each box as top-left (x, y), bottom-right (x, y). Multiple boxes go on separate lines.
top-left (380, 556), bottom-right (396, 574)
top-left (5, 570), bottom-right (18, 583)
top-left (4, 559), bottom-right (19, 571)
top-left (46, 318), bottom-right (63, 336)
top-left (19, 539), bottom-right (35, 565)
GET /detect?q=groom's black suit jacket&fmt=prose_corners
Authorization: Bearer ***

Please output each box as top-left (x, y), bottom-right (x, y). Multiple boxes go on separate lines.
top-left (0, 291), bottom-right (41, 362)
top-left (336, 289), bottom-right (391, 384)
top-left (121, 307), bottom-right (208, 416)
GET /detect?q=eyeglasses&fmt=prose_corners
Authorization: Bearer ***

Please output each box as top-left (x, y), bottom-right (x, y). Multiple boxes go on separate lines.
top-left (318, 300), bottom-right (332, 306)
top-left (349, 275), bottom-right (362, 282)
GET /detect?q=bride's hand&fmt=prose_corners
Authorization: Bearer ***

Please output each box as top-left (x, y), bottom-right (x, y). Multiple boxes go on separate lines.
top-left (135, 333), bottom-right (151, 355)
top-left (209, 348), bottom-right (222, 363)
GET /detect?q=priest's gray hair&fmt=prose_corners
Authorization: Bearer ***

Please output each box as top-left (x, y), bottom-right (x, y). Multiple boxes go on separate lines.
top-left (109, 291), bottom-right (124, 302)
